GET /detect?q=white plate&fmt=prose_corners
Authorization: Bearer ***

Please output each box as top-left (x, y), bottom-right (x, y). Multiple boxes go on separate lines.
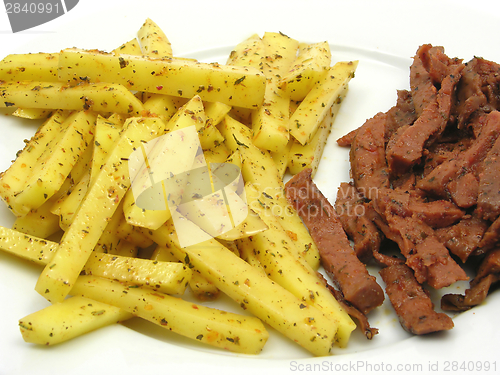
top-left (1, 1), bottom-right (499, 374)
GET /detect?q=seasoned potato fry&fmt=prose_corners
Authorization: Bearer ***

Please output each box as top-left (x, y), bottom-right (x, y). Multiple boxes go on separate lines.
top-left (174, 235), bottom-right (339, 356)
top-left (0, 110), bottom-right (69, 214)
top-left (19, 296), bottom-right (133, 346)
top-left (245, 183), bottom-right (356, 347)
top-left (280, 41), bottom-right (332, 101)
top-left (82, 253), bottom-right (191, 295)
top-left (289, 61), bottom-right (358, 145)
top-left (9, 110), bottom-right (96, 217)
top-left (250, 32), bottom-right (298, 153)
top-left (35, 117), bottom-right (168, 303)
top-left (12, 108), bottom-right (52, 120)
top-left (137, 18), bottom-right (173, 58)
top-left (0, 53), bottom-right (59, 82)
top-left (0, 225), bottom-right (57, 265)
top-left (58, 48), bottom-right (266, 109)
top-left (142, 93), bottom-right (180, 122)
top-left (288, 87), bottom-right (348, 176)
top-left (72, 275), bottom-right (269, 354)
top-left (0, 80), bottom-right (144, 115)
top-left (113, 38), bottom-right (142, 55)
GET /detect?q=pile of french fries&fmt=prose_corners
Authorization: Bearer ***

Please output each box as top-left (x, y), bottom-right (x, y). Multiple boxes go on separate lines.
top-left (0, 19), bottom-right (358, 356)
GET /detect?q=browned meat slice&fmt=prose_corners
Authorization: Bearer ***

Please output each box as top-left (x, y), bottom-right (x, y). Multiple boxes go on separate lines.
top-left (442, 248), bottom-right (500, 311)
top-left (316, 271), bottom-right (379, 340)
top-left (373, 189), bottom-right (468, 289)
top-left (417, 110), bottom-right (500, 204)
top-left (478, 216), bottom-right (500, 252)
top-left (477, 136), bottom-right (500, 220)
top-left (349, 112), bottom-right (389, 200)
top-left (380, 264), bottom-right (454, 334)
top-left (326, 284), bottom-right (379, 340)
top-left (384, 90), bottom-right (417, 143)
top-left (336, 128), bottom-right (358, 147)
top-left (386, 63), bottom-right (464, 175)
top-left (454, 57), bottom-right (500, 128)
top-left (334, 182), bottom-right (382, 262)
top-left (410, 44), bottom-right (437, 117)
top-left (424, 45), bottom-right (463, 85)
top-left (435, 209), bottom-right (490, 263)
top-left (285, 168), bottom-right (385, 314)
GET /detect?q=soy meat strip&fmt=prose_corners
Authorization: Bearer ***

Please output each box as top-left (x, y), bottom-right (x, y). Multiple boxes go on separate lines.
top-left (285, 168), bottom-right (385, 315)
top-left (442, 248), bottom-right (500, 312)
top-left (372, 188), bottom-right (468, 289)
top-left (417, 110), bottom-right (500, 208)
top-left (349, 112), bottom-right (389, 200)
top-left (386, 46), bottom-right (464, 175)
top-left (334, 182), bottom-right (382, 262)
top-left (380, 264), bottom-right (454, 334)
top-left (435, 209), bottom-right (490, 263)
top-left (477, 135), bottom-right (500, 221)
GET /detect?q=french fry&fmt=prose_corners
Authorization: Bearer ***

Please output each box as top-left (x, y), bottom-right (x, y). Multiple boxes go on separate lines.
top-left (147, 222), bottom-right (220, 301)
top-left (0, 80), bottom-right (144, 115)
top-left (0, 53), bottom-right (59, 82)
top-left (90, 115), bottom-right (122, 185)
top-left (82, 252), bottom-right (191, 295)
top-left (289, 61), bottom-right (358, 145)
top-left (113, 38), bottom-right (142, 55)
top-left (58, 48), bottom-right (266, 109)
top-left (142, 93), bottom-right (180, 122)
top-left (137, 18), bottom-right (173, 58)
top-left (19, 296), bottom-right (134, 346)
top-left (288, 86), bottom-right (348, 177)
top-left (71, 275), bottom-right (269, 354)
top-left (249, 32), bottom-right (298, 153)
top-left (9, 110), bottom-right (97, 217)
top-left (12, 108), bottom-right (52, 120)
top-left (172, 234), bottom-right (339, 356)
top-left (280, 41), bottom-right (332, 101)
top-left (0, 225), bottom-right (57, 265)
top-left (0, 110), bottom-right (70, 214)
top-left (245, 183), bottom-right (356, 347)
top-left (35, 117), bottom-right (168, 303)
top-left (198, 101), bottom-right (229, 150)
top-left (12, 194), bottom-right (61, 238)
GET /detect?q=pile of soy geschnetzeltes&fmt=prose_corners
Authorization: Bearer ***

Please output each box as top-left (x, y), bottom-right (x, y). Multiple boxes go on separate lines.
top-left (285, 44), bottom-right (500, 336)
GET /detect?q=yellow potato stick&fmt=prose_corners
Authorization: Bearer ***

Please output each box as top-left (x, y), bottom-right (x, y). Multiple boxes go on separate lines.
top-left (113, 38), bottom-right (142, 55)
top-left (245, 184), bottom-right (356, 347)
top-left (82, 253), bottom-right (192, 295)
top-left (289, 61), bottom-right (358, 145)
top-left (226, 34), bottom-right (266, 67)
top-left (250, 32), bottom-right (299, 153)
top-left (0, 225), bottom-right (57, 265)
top-left (58, 48), bottom-right (266, 109)
top-left (13, 194), bottom-right (61, 239)
top-left (147, 226), bottom-right (221, 301)
top-left (288, 87), bottom-right (348, 176)
top-left (0, 80), bottom-right (144, 115)
top-left (58, 171), bottom-right (91, 231)
top-left (108, 240), bottom-right (139, 258)
top-left (0, 110), bottom-right (70, 214)
top-left (35, 117), bottom-right (168, 303)
top-left (10, 110), bottom-right (97, 217)
top-left (0, 52), bottom-right (59, 82)
top-left (280, 41), bottom-right (332, 101)
top-left (271, 139), bottom-right (293, 178)
top-left (90, 115), bottom-right (122, 185)
top-left (19, 296), bottom-right (134, 346)
top-left (198, 101), bottom-right (229, 150)
top-left (137, 18), bottom-right (173, 58)
top-left (177, 236), bottom-right (339, 356)
top-left (12, 108), bottom-right (52, 120)
top-left (114, 218), bottom-right (155, 249)
top-left (218, 115), bottom-right (283, 191)
top-left (72, 275), bottom-right (269, 354)
top-left (142, 93), bottom-right (180, 122)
